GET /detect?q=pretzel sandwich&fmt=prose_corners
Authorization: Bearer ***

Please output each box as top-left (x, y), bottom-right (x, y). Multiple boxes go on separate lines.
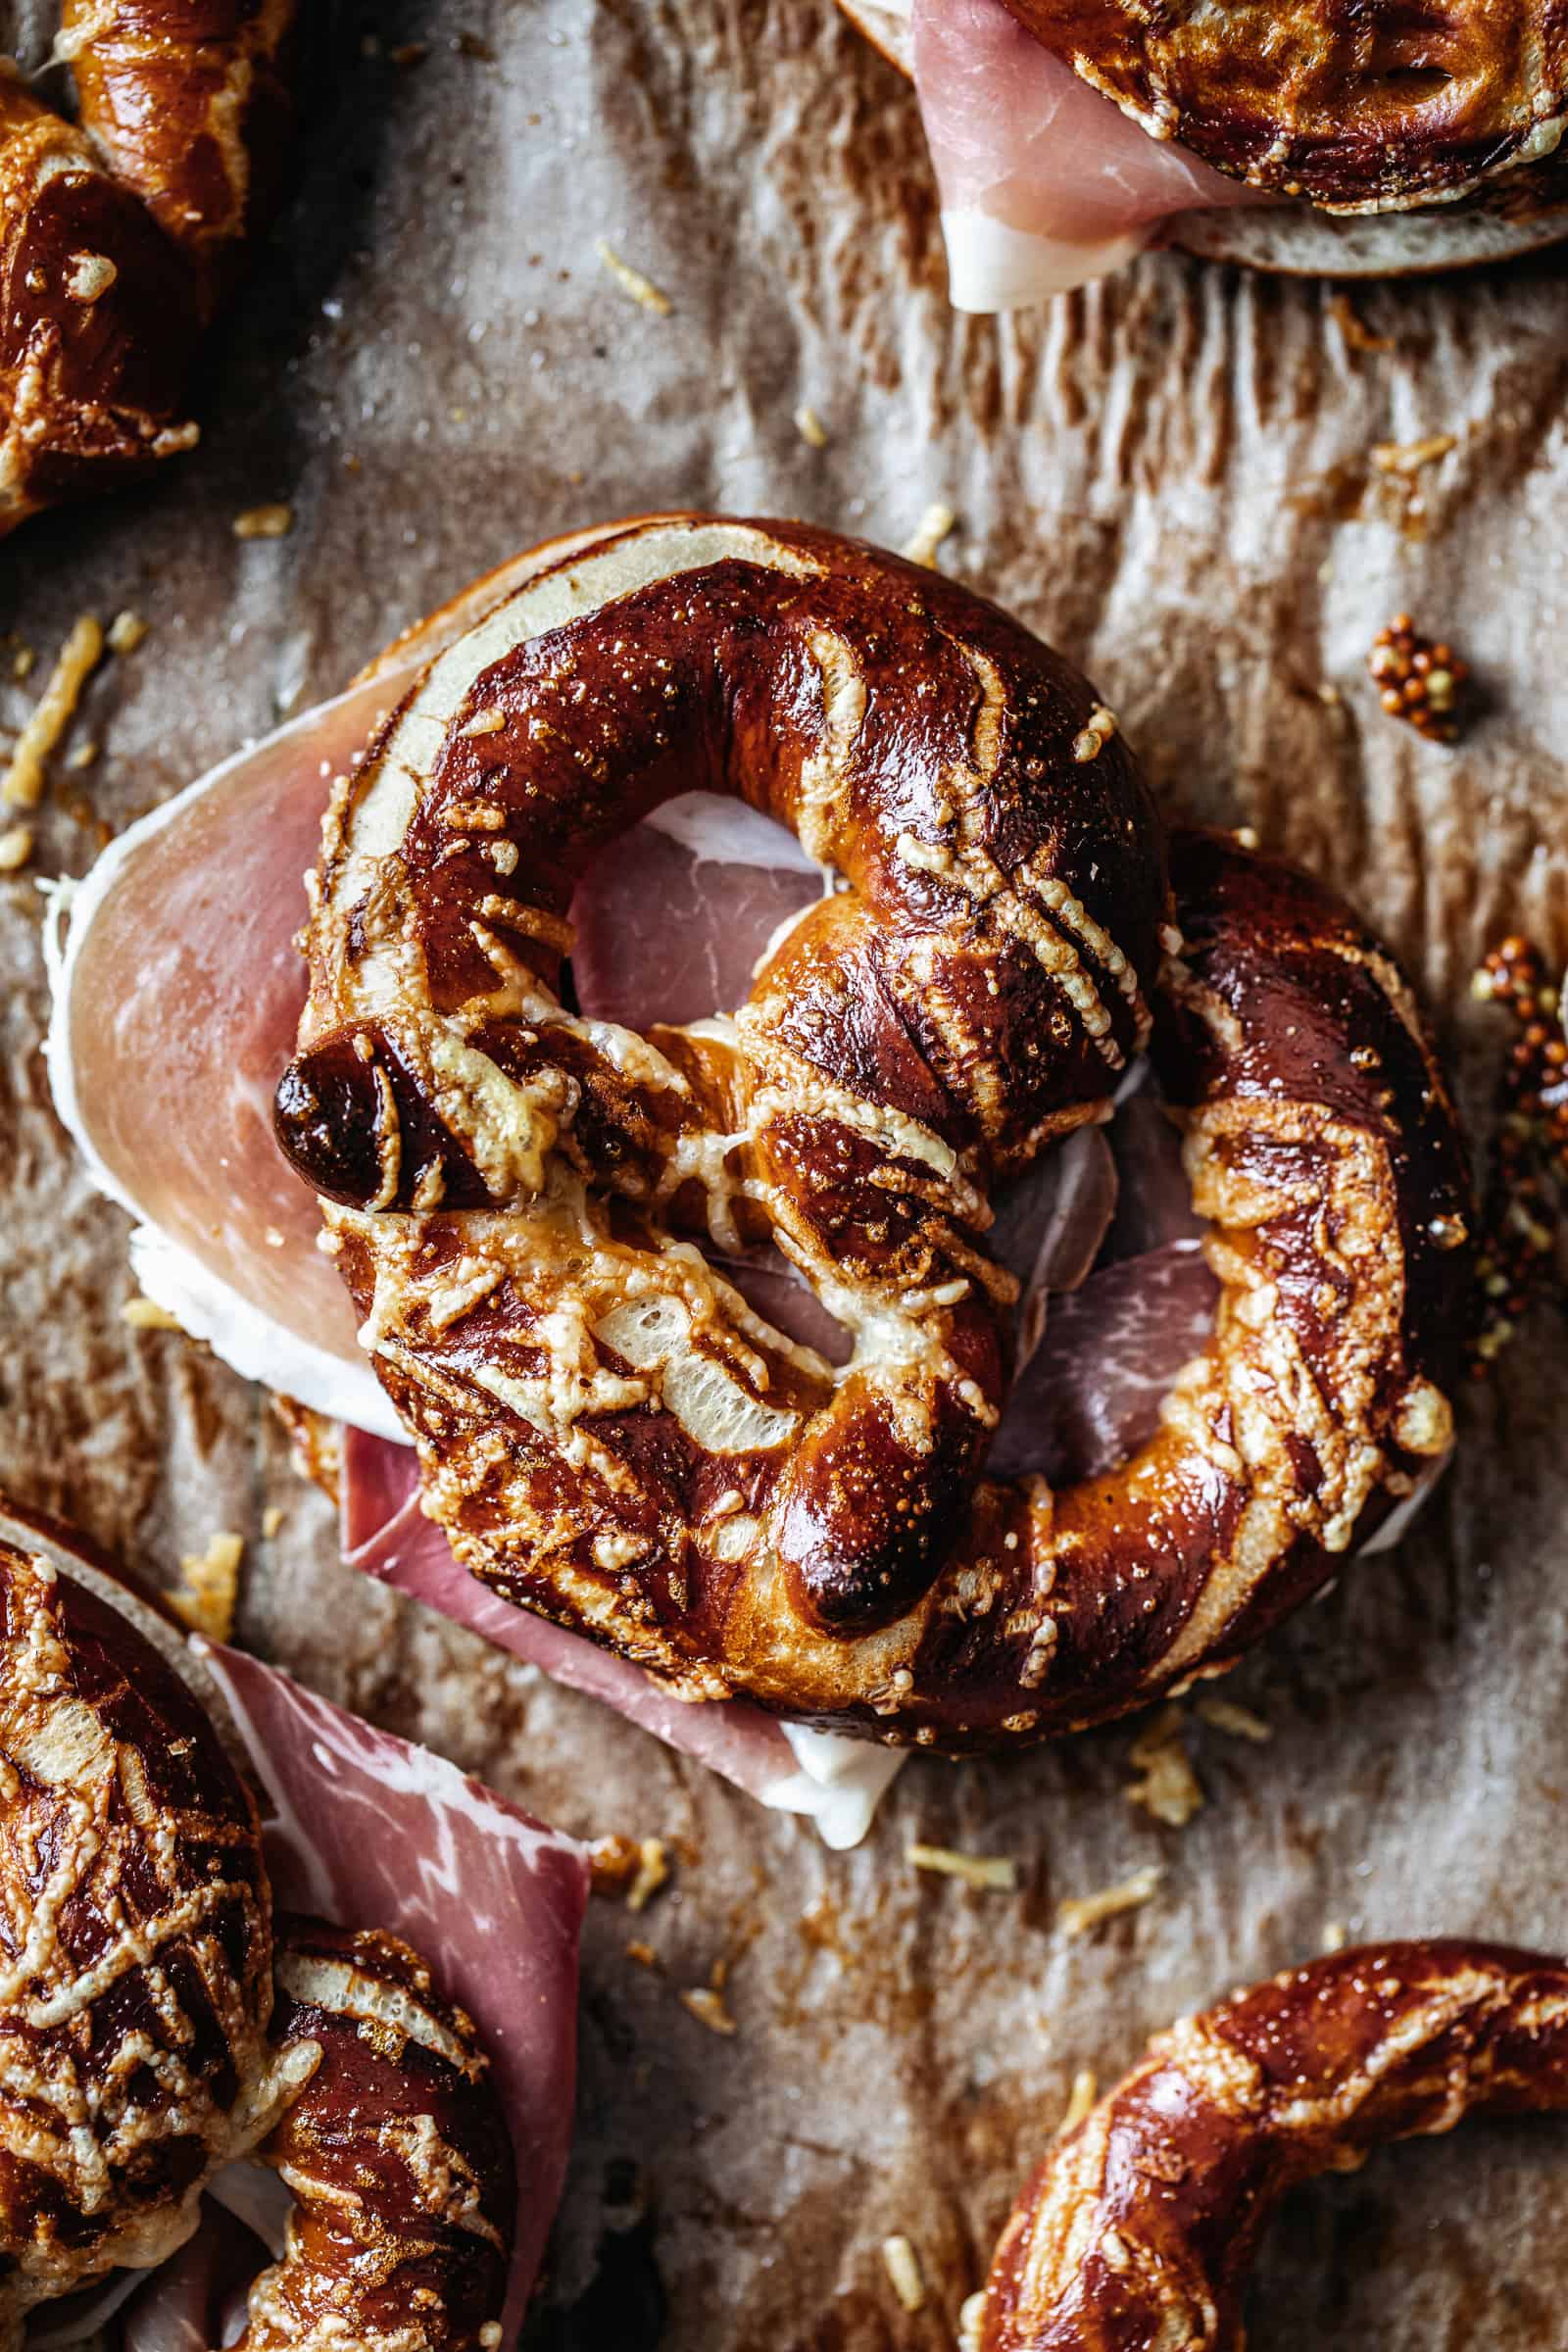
top-left (0, 1539), bottom-right (514, 2350)
top-left (0, 2), bottom-right (295, 531)
top-left (980, 1939), bottom-right (1568, 2347)
top-left (274, 514), bottom-right (1473, 1750)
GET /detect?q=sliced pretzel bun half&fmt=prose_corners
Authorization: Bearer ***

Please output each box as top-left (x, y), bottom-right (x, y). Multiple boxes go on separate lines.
top-left (842, 0), bottom-right (1568, 278)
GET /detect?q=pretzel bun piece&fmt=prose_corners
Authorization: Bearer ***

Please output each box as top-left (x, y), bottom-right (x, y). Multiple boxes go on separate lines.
top-left (274, 515), bottom-right (1471, 1750)
top-left (981, 1940), bottom-right (1568, 2349)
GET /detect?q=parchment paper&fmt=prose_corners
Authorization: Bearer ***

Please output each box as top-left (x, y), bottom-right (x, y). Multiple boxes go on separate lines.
top-left (5, 2), bottom-right (1568, 2343)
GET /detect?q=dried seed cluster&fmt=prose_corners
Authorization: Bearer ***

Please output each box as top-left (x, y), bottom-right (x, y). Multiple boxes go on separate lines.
top-left (1470, 935), bottom-right (1567, 1372)
top-left (1367, 613), bottom-right (1469, 743)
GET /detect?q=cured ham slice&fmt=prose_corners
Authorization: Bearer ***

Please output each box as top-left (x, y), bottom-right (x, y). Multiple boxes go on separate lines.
top-left (907, 0), bottom-right (1257, 307)
top-left (198, 1640), bottom-right (589, 2345)
top-left (339, 1428), bottom-right (904, 1850)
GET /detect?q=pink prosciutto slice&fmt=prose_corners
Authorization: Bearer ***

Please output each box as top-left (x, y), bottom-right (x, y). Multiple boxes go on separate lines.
top-left (909, 0), bottom-right (1257, 306)
top-left (197, 1639), bottom-right (589, 2347)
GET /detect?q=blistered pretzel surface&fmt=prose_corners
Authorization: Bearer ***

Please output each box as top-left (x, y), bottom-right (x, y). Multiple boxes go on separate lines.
top-left (981, 1939), bottom-right (1568, 2348)
top-left (0, 3), bottom-right (296, 531)
top-left (275, 515), bottom-right (1473, 1750)
top-left (1002, 0), bottom-right (1568, 212)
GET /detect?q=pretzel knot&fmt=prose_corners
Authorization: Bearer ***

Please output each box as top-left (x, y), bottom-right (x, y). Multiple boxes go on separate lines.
top-left (0, 1544), bottom-right (513, 2350)
top-left (274, 515), bottom-right (1474, 1750)
top-left (980, 1939), bottom-right (1568, 2349)
top-left (0, 4), bottom-right (295, 532)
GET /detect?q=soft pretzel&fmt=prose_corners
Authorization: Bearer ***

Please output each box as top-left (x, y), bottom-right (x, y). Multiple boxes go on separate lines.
top-left (1001, 0), bottom-right (1568, 213)
top-left (0, 2), bottom-right (295, 532)
top-left (0, 1541), bottom-right (512, 2349)
top-left (272, 514), bottom-right (1472, 1751)
top-left (979, 1938), bottom-right (1568, 2348)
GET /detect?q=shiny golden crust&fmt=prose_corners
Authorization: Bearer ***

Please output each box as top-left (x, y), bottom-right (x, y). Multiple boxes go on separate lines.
top-left (0, 4), bottom-right (296, 534)
top-left (980, 1940), bottom-right (1568, 2349)
top-left (0, 1542), bottom-right (281, 2338)
top-left (1002, 0), bottom-right (1568, 213)
top-left (274, 517), bottom-right (1473, 1751)
top-left (233, 1919), bottom-right (514, 2352)
top-left (0, 1533), bottom-right (516, 2349)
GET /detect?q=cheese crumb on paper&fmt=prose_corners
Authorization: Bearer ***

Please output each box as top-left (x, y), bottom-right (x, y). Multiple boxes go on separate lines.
top-left (172, 1531), bottom-right (244, 1642)
top-left (679, 1984), bottom-right (736, 2036)
top-left (0, 825), bottom-right (32, 872)
top-left (1370, 432), bottom-right (1456, 477)
top-left (122, 1296), bottom-right (185, 1332)
top-left (1125, 1706), bottom-right (1204, 1828)
top-left (2, 616), bottom-right (104, 809)
top-left (881, 2234), bottom-right (925, 2314)
top-left (794, 404), bottom-right (828, 449)
top-left (902, 501), bottom-right (956, 568)
top-left (595, 238), bottom-right (672, 316)
top-left (232, 503), bottom-right (295, 540)
top-left (107, 610), bottom-right (148, 656)
top-left (1057, 1864), bottom-right (1163, 1938)
top-left (1196, 1695), bottom-right (1273, 1742)
top-left (907, 1841), bottom-right (1017, 1892)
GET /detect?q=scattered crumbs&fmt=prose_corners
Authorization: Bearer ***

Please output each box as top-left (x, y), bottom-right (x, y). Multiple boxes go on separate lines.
top-left (1057, 1863), bottom-right (1163, 1939)
top-left (2, 615), bottom-right (104, 809)
top-left (1367, 612), bottom-right (1470, 744)
top-left (627, 1838), bottom-right (670, 1914)
top-left (626, 1938), bottom-right (660, 1969)
top-left (594, 238), bottom-right (672, 316)
top-left (1196, 1695), bottom-right (1273, 1743)
top-left (1072, 703), bottom-right (1119, 764)
top-left (882, 2234), bottom-right (925, 2315)
top-left (1322, 1920), bottom-right (1349, 1954)
top-left (907, 1840), bottom-right (1017, 1892)
top-left (261, 1505), bottom-right (284, 1541)
top-left (957, 2289), bottom-right (988, 2352)
top-left (0, 824), bottom-right (32, 873)
top-left (1369, 431), bottom-right (1456, 478)
top-left (11, 644), bottom-right (35, 681)
top-left (678, 1984), bottom-right (737, 2036)
top-left (390, 39), bottom-right (429, 66)
top-left (1126, 1705), bottom-right (1203, 1828)
top-left (66, 738), bottom-right (97, 771)
top-left (1234, 825), bottom-right (1259, 851)
top-left (461, 705), bottom-right (507, 738)
top-left (1055, 2068), bottom-right (1098, 2138)
top-left (107, 610), bottom-right (148, 656)
top-left (172, 1531), bottom-right (244, 1642)
top-left (232, 503), bottom-right (295, 540)
top-left (902, 501), bottom-right (956, 568)
top-left (1316, 681), bottom-right (1342, 707)
top-left (794, 403), bottom-right (828, 449)
top-left (122, 1295), bottom-right (184, 1332)
top-left (1328, 292), bottom-right (1393, 354)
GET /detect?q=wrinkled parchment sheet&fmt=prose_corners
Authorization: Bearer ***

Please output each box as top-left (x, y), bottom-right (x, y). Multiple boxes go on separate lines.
top-left (5, 1), bottom-right (1568, 2342)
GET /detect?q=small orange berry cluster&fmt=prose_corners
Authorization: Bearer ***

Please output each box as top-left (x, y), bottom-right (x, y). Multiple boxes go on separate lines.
top-left (1367, 614), bottom-right (1470, 744)
top-left (1470, 936), bottom-right (1567, 1373)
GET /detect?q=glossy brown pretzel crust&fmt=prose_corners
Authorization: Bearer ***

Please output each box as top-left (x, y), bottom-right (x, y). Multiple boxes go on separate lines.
top-left (275, 516), bottom-right (1472, 1752)
top-left (1002, 0), bottom-right (1568, 213)
top-left (0, 1541), bottom-right (512, 2350)
top-left (0, 3), bottom-right (295, 532)
top-left (980, 1939), bottom-right (1568, 2349)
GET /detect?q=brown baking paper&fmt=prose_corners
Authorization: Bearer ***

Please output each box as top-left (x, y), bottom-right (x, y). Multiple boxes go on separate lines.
top-left (4, 1), bottom-right (1568, 2343)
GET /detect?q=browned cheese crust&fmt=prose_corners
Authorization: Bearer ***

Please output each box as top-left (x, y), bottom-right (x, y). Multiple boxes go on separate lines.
top-left (232, 1918), bottom-right (514, 2352)
top-left (0, 1536), bottom-right (515, 2351)
top-left (0, 3), bottom-right (297, 533)
top-left (980, 1939), bottom-right (1568, 2349)
top-left (1000, 0), bottom-right (1568, 212)
top-left (272, 516), bottom-right (1474, 1752)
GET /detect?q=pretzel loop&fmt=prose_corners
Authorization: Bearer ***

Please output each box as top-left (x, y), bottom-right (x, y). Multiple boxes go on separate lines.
top-left (274, 518), bottom-right (1472, 1749)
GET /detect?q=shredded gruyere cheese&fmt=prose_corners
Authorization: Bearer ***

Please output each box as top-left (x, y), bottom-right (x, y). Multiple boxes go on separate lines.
top-left (172, 1531), bottom-right (244, 1642)
top-left (626, 1937), bottom-right (659, 1968)
top-left (1370, 431), bottom-right (1456, 476)
top-left (232, 503), bottom-right (294, 539)
top-left (2, 616), bottom-right (104, 808)
top-left (1125, 1706), bottom-right (1204, 1828)
top-left (881, 2234), bottom-right (926, 2314)
top-left (957, 2290), bottom-right (988, 2352)
top-left (678, 1984), bottom-right (736, 2036)
top-left (907, 1841), bottom-right (1017, 1892)
top-left (107, 610), bottom-right (148, 655)
top-left (594, 238), bottom-right (672, 316)
top-left (1322, 1920), bottom-right (1349, 1954)
top-left (261, 1504), bottom-right (284, 1540)
top-left (121, 1296), bottom-right (185, 1332)
top-left (0, 825), bottom-right (32, 872)
top-left (1196, 1695), bottom-right (1273, 1743)
top-left (627, 1838), bottom-right (670, 1913)
top-left (1056, 2068), bottom-right (1098, 2137)
top-left (794, 404), bottom-right (828, 449)
top-left (1056, 1864), bottom-right (1163, 1939)
top-left (902, 501), bottom-right (956, 568)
